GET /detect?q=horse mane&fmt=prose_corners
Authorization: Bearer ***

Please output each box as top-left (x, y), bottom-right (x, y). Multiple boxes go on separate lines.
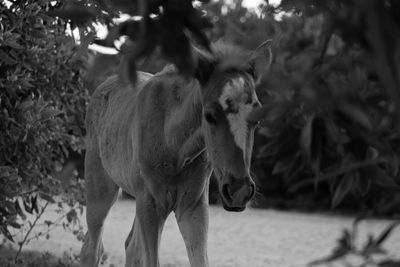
top-left (196, 42), bottom-right (253, 77)
top-left (157, 42), bottom-right (254, 81)
top-left (209, 42), bottom-right (252, 70)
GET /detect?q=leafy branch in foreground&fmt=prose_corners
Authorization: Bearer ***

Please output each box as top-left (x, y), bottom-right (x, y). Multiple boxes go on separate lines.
top-left (49, 0), bottom-right (214, 85)
top-left (13, 202), bottom-right (49, 261)
top-left (5, 195), bottom-right (85, 263)
top-left (309, 218), bottom-right (400, 267)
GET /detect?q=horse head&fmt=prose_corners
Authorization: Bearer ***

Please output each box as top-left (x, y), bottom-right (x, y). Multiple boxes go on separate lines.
top-left (195, 41), bottom-right (271, 212)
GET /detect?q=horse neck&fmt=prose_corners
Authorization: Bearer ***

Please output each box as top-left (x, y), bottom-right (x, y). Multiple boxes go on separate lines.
top-left (167, 83), bottom-right (206, 167)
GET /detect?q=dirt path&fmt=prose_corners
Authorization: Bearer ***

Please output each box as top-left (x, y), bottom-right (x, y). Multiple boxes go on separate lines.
top-left (16, 199), bottom-right (400, 266)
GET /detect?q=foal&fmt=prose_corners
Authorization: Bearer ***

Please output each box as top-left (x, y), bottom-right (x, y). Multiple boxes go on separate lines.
top-left (80, 42), bottom-right (270, 267)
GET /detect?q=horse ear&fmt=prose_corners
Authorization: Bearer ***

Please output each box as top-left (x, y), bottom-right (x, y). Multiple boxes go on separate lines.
top-left (249, 40), bottom-right (273, 84)
top-left (193, 49), bottom-right (216, 86)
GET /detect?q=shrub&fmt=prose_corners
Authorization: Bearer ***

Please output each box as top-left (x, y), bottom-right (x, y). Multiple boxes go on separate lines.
top-left (249, 1), bottom-right (400, 215)
top-left (0, 0), bottom-right (88, 248)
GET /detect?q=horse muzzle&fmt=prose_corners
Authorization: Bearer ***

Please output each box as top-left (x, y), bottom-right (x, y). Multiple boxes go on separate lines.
top-left (220, 175), bottom-right (255, 212)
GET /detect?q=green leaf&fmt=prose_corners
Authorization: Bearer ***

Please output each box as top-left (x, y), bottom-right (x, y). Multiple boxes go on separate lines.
top-left (23, 199), bottom-right (33, 214)
top-left (0, 226), bottom-right (14, 242)
top-left (332, 173), bottom-right (354, 208)
top-left (31, 195), bottom-right (39, 214)
top-left (300, 115), bottom-right (314, 160)
top-left (40, 108), bottom-right (63, 121)
top-left (339, 102), bottom-right (372, 130)
top-left (66, 209), bottom-right (77, 223)
top-left (14, 200), bottom-right (25, 219)
top-left (0, 49), bottom-right (18, 65)
top-left (38, 192), bottom-right (56, 203)
top-left (5, 201), bottom-right (16, 214)
top-left (9, 221), bottom-right (21, 229)
top-left (357, 175), bottom-right (372, 196)
top-left (4, 34), bottom-right (23, 49)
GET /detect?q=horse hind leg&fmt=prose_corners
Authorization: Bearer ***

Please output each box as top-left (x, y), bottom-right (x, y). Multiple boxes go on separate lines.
top-left (80, 147), bottom-right (119, 267)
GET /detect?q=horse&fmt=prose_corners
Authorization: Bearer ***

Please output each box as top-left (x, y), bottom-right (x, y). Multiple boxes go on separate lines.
top-left (80, 41), bottom-right (270, 267)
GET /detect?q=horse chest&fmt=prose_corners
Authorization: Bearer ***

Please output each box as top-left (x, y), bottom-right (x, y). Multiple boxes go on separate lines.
top-left (139, 147), bottom-right (209, 186)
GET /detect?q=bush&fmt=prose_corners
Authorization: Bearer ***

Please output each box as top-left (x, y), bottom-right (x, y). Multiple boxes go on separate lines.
top-left (0, 0), bottom-right (88, 247)
top-left (249, 1), bottom-right (400, 215)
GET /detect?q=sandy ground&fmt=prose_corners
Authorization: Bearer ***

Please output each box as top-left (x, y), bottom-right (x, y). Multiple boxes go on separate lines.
top-left (7, 199), bottom-right (400, 267)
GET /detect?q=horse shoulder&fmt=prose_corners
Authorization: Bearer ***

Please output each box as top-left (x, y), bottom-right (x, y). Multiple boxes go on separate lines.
top-left (133, 74), bottom-right (189, 175)
top-left (85, 73), bottom-right (152, 189)
top-left (87, 73), bottom-right (152, 134)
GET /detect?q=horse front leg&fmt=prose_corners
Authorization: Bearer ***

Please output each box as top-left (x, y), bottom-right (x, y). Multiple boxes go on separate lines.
top-left (175, 192), bottom-right (209, 267)
top-left (125, 191), bottom-right (167, 267)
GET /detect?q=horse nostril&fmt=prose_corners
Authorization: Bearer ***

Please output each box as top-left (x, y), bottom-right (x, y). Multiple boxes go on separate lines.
top-left (222, 183), bottom-right (232, 203)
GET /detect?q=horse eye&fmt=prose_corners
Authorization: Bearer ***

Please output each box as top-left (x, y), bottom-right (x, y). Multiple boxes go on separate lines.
top-left (204, 111), bottom-right (217, 124)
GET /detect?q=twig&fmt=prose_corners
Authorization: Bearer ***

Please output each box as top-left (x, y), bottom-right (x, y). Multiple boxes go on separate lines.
top-left (25, 212), bottom-right (67, 243)
top-left (14, 201), bottom-right (49, 262)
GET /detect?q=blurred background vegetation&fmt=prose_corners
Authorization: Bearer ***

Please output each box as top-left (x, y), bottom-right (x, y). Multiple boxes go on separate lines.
top-left (1, 0), bottom-right (400, 264)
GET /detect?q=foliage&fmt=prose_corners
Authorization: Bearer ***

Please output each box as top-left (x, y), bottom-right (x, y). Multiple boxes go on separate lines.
top-left (276, 0), bottom-right (400, 121)
top-left (203, 0), bottom-right (273, 50)
top-left (309, 218), bottom-right (400, 267)
top-left (49, 0), bottom-right (213, 85)
top-left (0, 0), bottom-right (87, 254)
top-left (246, 1), bottom-right (400, 215)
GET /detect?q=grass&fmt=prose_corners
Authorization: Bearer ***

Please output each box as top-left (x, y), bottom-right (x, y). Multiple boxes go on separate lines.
top-left (0, 244), bottom-right (79, 267)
